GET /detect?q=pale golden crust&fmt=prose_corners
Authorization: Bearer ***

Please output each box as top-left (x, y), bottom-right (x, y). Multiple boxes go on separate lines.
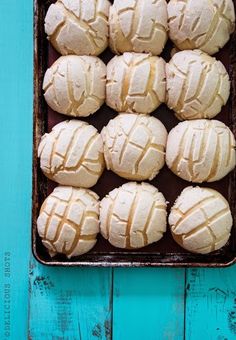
top-left (166, 50), bottom-right (230, 120)
top-left (45, 0), bottom-right (110, 56)
top-left (38, 120), bottom-right (105, 188)
top-left (37, 186), bottom-right (100, 258)
top-left (43, 56), bottom-right (106, 117)
top-left (109, 0), bottom-right (168, 55)
top-left (169, 186), bottom-right (233, 254)
top-left (100, 182), bottom-right (167, 249)
top-left (101, 113), bottom-right (167, 181)
top-left (168, 0), bottom-right (235, 55)
top-left (106, 53), bottom-right (166, 114)
top-left (166, 120), bottom-right (236, 183)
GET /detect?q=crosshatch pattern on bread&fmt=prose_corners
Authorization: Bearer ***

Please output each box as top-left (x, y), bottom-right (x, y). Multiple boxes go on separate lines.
top-left (166, 50), bottom-right (230, 120)
top-left (109, 0), bottom-right (168, 55)
top-left (34, 0), bottom-right (236, 263)
top-left (43, 55), bottom-right (106, 117)
top-left (101, 113), bottom-right (167, 181)
top-left (45, 0), bottom-right (111, 56)
top-left (169, 187), bottom-right (233, 254)
top-left (37, 186), bottom-right (100, 258)
top-left (100, 182), bottom-right (167, 249)
top-left (106, 52), bottom-right (166, 114)
top-left (166, 119), bottom-right (236, 183)
top-left (168, 0), bottom-right (235, 55)
top-left (38, 120), bottom-right (105, 188)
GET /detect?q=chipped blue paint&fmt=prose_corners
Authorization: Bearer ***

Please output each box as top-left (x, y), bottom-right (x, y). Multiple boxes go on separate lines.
top-left (29, 260), bottom-right (113, 340)
top-left (185, 268), bottom-right (236, 340)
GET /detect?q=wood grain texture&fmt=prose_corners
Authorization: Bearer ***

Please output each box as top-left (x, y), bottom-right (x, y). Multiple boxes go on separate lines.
top-left (2, 1), bottom-right (236, 340)
top-left (112, 268), bottom-right (185, 340)
top-left (0, 0), bottom-right (33, 339)
top-left (186, 267), bottom-right (236, 340)
top-left (29, 259), bottom-right (113, 340)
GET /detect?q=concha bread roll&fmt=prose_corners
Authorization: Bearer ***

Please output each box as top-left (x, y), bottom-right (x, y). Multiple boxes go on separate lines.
top-left (38, 120), bottom-right (105, 188)
top-left (37, 186), bottom-right (100, 258)
top-left (166, 120), bottom-right (236, 183)
top-left (44, 0), bottom-right (110, 56)
top-left (166, 50), bottom-right (230, 120)
top-left (169, 186), bottom-right (233, 254)
top-left (109, 0), bottom-right (168, 55)
top-left (101, 113), bottom-right (167, 180)
top-left (106, 53), bottom-right (166, 114)
top-left (43, 56), bottom-right (106, 117)
top-left (168, 0), bottom-right (235, 55)
top-left (100, 182), bottom-right (167, 249)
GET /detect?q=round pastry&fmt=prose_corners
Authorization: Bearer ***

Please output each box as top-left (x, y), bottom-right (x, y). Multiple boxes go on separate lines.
top-left (106, 53), bottom-right (166, 114)
top-left (43, 56), bottom-right (106, 117)
top-left (167, 0), bottom-right (235, 55)
top-left (109, 0), bottom-right (168, 55)
top-left (169, 186), bottom-right (233, 254)
top-left (38, 120), bottom-right (105, 188)
top-left (100, 182), bottom-right (167, 249)
top-left (37, 186), bottom-right (100, 258)
top-left (101, 113), bottom-right (167, 180)
top-left (44, 0), bottom-right (110, 56)
top-left (166, 50), bottom-right (230, 120)
top-left (166, 120), bottom-right (236, 183)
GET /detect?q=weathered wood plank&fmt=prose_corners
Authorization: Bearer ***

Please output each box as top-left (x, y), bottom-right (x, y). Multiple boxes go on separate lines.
top-left (29, 259), bottom-right (113, 340)
top-left (0, 1), bottom-right (33, 339)
top-left (112, 268), bottom-right (185, 340)
top-left (186, 267), bottom-right (236, 340)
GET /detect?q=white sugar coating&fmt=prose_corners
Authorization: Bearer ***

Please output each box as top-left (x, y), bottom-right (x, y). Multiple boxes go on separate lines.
top-left (166, 50), bottom-right (230, 120)
top-left (37, 186), bottom-right (100, 258)
top-left (44, 0), bottom-right (110, 56)
top-left (169, 186), bottom-right (233, 254)
top-left (100, 182), bottom-right (167, 249)
top-left (101, 113), bottom-right (167, 181)
top-left (166, 119), bottom-right (236, 183)
top-left (106, 52), bottom-right (166, 114)
top-left (109, 0), bottom-right (168, 55)
top-left (168, 0), bottom-right (235, 55)
top-left (43, 55), bottom-right (106, 117)
top-left (38, 120), bottom-right (105, 188)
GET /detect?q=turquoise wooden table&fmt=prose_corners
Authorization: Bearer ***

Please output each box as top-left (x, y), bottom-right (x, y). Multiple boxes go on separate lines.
top-left (1, 1), bottom-right (236, 339)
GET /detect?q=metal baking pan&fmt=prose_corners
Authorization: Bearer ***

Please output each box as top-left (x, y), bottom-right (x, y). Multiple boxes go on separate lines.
top-left (32, 0), bottom-right (236, 267)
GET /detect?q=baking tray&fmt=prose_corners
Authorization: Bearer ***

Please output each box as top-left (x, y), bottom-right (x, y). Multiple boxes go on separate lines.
top-left (33, 0), bottom-right (236, 267)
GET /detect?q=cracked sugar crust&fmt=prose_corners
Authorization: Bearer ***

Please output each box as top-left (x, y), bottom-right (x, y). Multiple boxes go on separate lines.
top-left (109, 0), bottom-right (168, 55)
top-left (38, 120), bottom-right (105, 188)
top-left (169, 186), bottom-right (233, 254)
top-left (168, 0), bottom-right (235, 55)
top-left (37, 186), bottom-right (100, 258)
top-left (106, 53), bottom-right (166, 114)
top-left (166, 50), bottom-right (230, 120)
top-left (101, 113), bottom-right (167, 181)
top-left (100, 182), bottom-right (167, 249)
top-left (44, 0), bottom-right (110, 56)
top-left (43, 55), bottom-right (106, 117)
top-left (166, 119), bottom-right (236, 183)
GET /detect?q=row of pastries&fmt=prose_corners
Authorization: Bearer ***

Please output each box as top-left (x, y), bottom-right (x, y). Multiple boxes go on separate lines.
top-left (38, 116), bottom-right (236, 186)
top-left (37, 0), bottom-right (236, 259)
top-left (44, 50), bottom-right (230, 120)
top-left (38, 184), bottom-right (233, 257)
top-left (45, 0), bottom-right (235, 56)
